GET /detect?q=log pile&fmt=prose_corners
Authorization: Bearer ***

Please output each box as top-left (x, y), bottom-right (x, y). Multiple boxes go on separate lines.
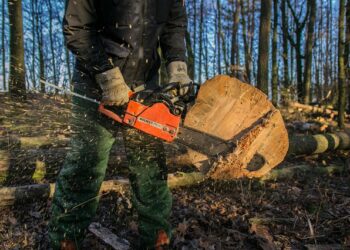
top-left (287, 101), bottom-right (350, 119)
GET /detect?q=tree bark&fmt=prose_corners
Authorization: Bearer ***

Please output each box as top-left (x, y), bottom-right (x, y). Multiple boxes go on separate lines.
top-left (338, 0), bottom-right (347, 129)
top-left (8, 0), bottom-right (26, 99)
top-left (303, 0), bottom-right (317, 104)
top-left (257, 0), bottom-right (272, 95)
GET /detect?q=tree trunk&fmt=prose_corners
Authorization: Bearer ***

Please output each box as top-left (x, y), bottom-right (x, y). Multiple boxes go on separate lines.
top-left (65, 47), bottom-right (71, 84)
top-left (185, 31), bottom-right (194, 80)
top-left (36, 8), bottom-right (45, 93)
top-left (257, 0), bottom-right (272, 95)
top-left (346, 0), bottom-right (350, 112)
top-left (338, 0), bottom-right (347, 129)
top-left (271, 0), bottom-right (278, 106)
top-left (240, 0), bottom-right (251, 83)
top-left (1, 0), bottom-right (6, 91)
top-left (47, 0), bottom-right (57, 93)
top-left (198, 0), bottom-right (204, 83)
top-left (303, 0), bottom-right (317, 104)
top-left (31, 0), bottom-right (37, 89)
top-left (8, 0), bottom-right (26, 99)
top-left (296, 35), bottom-right (303, 101)
top-left (281, 0), bottom-right (289, 89)
top-left (216, 0), bottom-right (222, 74)
top-left (204, 25), bottom-right (209, 80)
top-left (231, 0), bottom-right (240, 75)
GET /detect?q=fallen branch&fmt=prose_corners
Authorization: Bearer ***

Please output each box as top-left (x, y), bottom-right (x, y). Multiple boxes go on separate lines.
top-left (88, 223), bottom-right (130, 250)
top-left (0, 135), bottom-right (69, 150)
top-left (260, 164), bottom-right (345, 182)
top-left (0, 172), bottom-right (206, 206)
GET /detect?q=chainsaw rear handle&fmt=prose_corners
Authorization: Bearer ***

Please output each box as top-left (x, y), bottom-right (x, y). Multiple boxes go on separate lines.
top-left (98, 104), bottom-right (124, 123)
top-left (97, 91), bottom-right (134, 123)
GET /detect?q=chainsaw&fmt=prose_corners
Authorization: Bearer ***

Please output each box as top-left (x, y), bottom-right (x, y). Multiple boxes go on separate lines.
top-left (42, 80), bottom-right (233, 157)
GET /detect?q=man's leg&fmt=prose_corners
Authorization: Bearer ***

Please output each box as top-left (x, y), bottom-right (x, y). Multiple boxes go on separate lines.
top-left (49, 73), bottom-right (116, 249)
top-left (123, 127), bottom-right (172, 249)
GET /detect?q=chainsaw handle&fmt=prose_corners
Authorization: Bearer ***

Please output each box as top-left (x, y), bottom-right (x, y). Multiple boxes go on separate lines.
top-left (98, 104), bottom-right (123, 123)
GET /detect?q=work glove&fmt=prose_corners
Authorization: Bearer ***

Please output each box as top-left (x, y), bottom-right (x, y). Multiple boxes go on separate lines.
top-left (95, 67), bottom-right (131, 106)
top-left (167, 61), bottom-right (192, 96)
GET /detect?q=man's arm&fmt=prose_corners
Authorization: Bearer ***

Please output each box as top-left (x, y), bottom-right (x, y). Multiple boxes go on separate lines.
top-left (160, 0), bottom-right (188, 64)
top-left (63, 0), bottom-right (113, 74)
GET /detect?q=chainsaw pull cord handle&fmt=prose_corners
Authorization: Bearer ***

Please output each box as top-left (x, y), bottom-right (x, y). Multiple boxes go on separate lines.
top-left (98, 91), bottom-right (134, 123)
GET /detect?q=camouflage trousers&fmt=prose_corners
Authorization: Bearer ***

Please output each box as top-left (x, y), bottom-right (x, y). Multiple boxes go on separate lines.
top-left (49, 71), bottom-right (172, 249)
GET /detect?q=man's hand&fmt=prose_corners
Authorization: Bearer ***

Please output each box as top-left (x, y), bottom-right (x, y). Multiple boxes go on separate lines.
top-left (167, 61), bottom-right (192, 96)
top-left (95, 67), bottom-right (131, 106)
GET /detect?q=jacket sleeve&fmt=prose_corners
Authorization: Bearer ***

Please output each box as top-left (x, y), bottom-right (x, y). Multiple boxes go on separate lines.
top-left (63, 0), bottom-right (113, 74)
top-left (160, 0), bottom-right (188, 64)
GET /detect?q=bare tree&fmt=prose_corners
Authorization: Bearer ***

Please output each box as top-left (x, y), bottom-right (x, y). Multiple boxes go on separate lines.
top-left (36, 1), bottom-right (45, 93)
top-left (338, 0), bottom-right (346, 128)
top-left (271, 0), bottom-right (278, 105)
top-left (1, 0), bottom-right (6, 90)
top-left (240, 0), bottom-right (251, 82)
top-left (303, 0), bottom-right (317, 104)
top-left (198, 0), bottom-right (204, 83)
top-left (216, 0), bottom-right (222, 74)
top-left (8, 0), bottom-right (26, 99)
top-left (286, 0), bottom-right (309, 102)
top-left (231, 0), bottom-right (241, 76)
top-left (346, 0), bottom-right (350, 111)
top-left (281, 0), bottom-right (289, 89)
top-left (257, 0), bottom-right (272, 94)
top-left (47, 0), bottom-right (57, 91)
top-left (31, 0), bottom-right (37, 89)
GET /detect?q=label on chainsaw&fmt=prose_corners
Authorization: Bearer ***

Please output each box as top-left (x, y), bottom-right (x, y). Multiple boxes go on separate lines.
top-left (137, 117), bottom-right (169, 132)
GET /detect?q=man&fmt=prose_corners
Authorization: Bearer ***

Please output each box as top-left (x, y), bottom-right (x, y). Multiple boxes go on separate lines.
top-left (49, 0), bottom-right (191, 249)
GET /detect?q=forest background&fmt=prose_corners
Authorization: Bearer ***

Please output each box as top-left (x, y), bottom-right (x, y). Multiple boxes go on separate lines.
top-left (0, 0), bottom-right (349, 126)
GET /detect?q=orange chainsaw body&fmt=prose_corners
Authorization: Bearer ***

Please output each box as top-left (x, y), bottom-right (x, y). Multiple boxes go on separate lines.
top-left (99, 101), bottom-right (181, 142)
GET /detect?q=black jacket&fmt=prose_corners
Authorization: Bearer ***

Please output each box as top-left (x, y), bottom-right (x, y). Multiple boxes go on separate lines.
top-left (63, 0), bottom-right (188, 85)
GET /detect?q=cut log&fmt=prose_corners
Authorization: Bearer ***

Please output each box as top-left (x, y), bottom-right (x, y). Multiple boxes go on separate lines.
top-left (178, 75), bottom-right (289, 179)
top-left (288, 130), bottom-right (350, 155)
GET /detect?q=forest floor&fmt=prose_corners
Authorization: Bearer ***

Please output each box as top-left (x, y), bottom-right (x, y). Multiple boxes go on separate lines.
top-left (0, 93), bottom-right (349, 250)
